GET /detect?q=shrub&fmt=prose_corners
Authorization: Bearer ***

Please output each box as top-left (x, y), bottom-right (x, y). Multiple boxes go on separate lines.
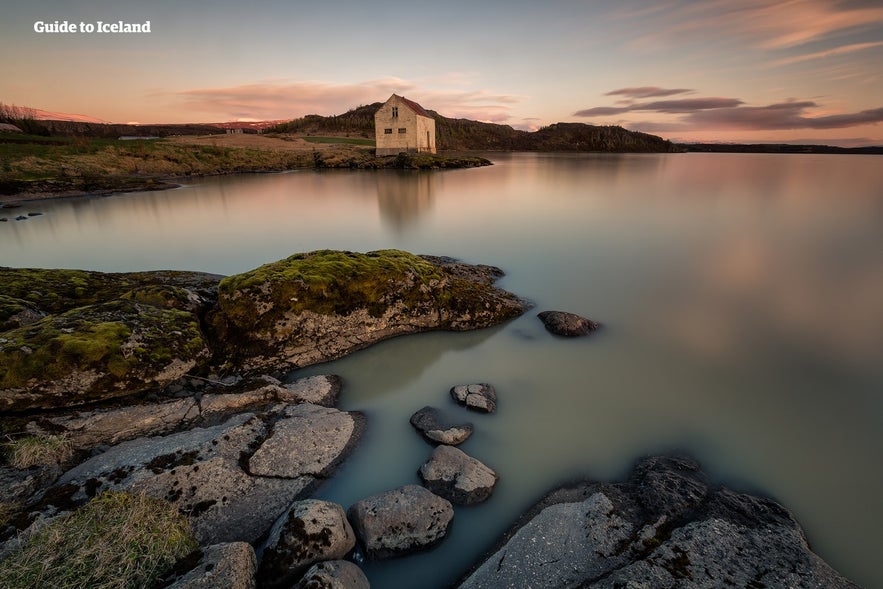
top-left (0, 492), bottom-right (197, 589)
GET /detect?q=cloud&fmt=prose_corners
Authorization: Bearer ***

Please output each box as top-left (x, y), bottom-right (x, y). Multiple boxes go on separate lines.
top-left (621, 0), bottom-right (883, 51)
top-left (605, 87), bottom-right (694, 99)
top-left (576, 89), bottom-right (883, 132)
top-left (769, 40), bottom-right (883, 67)
top-left (687, 102), bottom-right (883, 130)
top-left (173, 78), bottom-right (522, 123)
top-left (575, 97), bottom-right (743, 117)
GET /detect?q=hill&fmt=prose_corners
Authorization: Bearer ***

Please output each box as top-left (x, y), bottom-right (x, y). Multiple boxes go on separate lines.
top-left (270, 104), bottom-right (680, 153)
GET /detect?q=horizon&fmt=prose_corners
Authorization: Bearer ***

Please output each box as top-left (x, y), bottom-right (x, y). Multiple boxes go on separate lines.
top-left (2, 1), bottom-right (882, 147)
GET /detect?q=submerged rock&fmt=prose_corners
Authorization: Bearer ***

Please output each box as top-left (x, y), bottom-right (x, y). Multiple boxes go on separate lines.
top-left (456, 455), bottom-right (860, 589)
top-left (258, 499), bottom-right (355, 588)
top-left (207, 249), bottom-right (528, 372)
top-left (347, 484), bottom-right (454, 560)
top-left (537, 310), bottom-right (600, 337)
top-left (450, 383), bottom-right (497, 413)
top-left (418, 445), bottom-right (498, 505)
top-left (410, 406), bottom-right (473, 445)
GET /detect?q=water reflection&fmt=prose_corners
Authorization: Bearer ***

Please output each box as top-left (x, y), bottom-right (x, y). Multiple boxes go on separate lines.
top-left (374, 170), bottom-right (436, 232)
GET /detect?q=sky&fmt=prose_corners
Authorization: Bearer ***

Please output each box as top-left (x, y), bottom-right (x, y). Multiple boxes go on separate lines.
top-left (1, 0), bottom-right (882, 146)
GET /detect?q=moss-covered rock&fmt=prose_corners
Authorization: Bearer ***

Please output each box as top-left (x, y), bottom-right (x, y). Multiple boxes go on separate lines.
top-left (0, 299), bottom-right (210, 411)
top-left (208, 249), bottom-right (528, 371)
top-left (0, 295), bottom-right (45, 331)
top-left (0, 267), bottom-right (221, 316)
top-left (0, 268), bottom-right (220, 412)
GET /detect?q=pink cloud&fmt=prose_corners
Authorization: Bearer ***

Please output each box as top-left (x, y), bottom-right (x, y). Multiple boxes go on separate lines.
top-left (622, 0), bottom-right (883, 51)
top-left (605, 87), bottom-right (694, 99)
top-left (173, 79), bottom-right (522, 123)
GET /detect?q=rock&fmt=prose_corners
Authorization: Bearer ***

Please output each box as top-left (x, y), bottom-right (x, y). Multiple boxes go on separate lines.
top-left (48, 404), bottom-right (363, 546)
top-left (418, 445), bottom-right (498, 505)
top-left (258, 500), bottom-right (356, 588)
top-left (166, 542), bottom-right (257, 589)
top-left (537, 310), bottom-right (600, 337)
top-left (248, 403), bottom-right (363, 478)
top-left (0, 299), bottom-right (211, 412)
top-left (280, 374), bottom-right (342, 407)
top-left (207, 249), bottom-right (528, 372)
top-left (348, 484), bottom-right (454, 559)
top-left (456, 455), bottom-right (861, 589)
top-left (293, 560), bottom-right (369, 589)
top-left (0, 295), bottom-right (45, 330)
top-left (450, 383), bottom-right (497, 413)
top-left (0, 267), bottom-right (221, 412)
top-left (37, 398), bottom-right (200, 449)
top-left (23, 375), bottom-right (346, 452)
top-left (409, 406), bottom-right (473, 445)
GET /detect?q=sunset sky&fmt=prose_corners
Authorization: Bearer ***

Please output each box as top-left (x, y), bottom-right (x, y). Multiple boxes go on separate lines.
top-left (2, 0), bottom-right (882, 145)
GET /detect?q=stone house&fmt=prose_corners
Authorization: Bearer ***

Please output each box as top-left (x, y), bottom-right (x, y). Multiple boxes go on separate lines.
top-left (375, 94), bottom-right (436, 156)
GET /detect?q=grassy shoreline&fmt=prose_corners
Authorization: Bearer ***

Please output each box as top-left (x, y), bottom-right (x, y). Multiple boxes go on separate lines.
top-left (0, 133), bottom-right (490, 204)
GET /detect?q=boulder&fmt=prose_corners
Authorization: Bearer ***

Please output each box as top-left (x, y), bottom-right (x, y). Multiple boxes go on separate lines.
top-left (450, 383), bottom-right (497, 413)
top-left (537, 310), bottom-right (600, 337)
top-left (456, 455), bottom-right (860, 589)
top-left (258, 500), bottom-right (356, 588)
top-left (166, 542), bottom-right (257, 589)
top-left (292, 560), bottom-right (369, 589)
top-left (348, 484), bottom-right (454, 559)
top-left (409, 406), bottom-right (473, 445)
top-left (207, 250), bottom-right (528, 372)
top-left (418, 445), bottom-right (498, 505)
top-left (248, 403), bottom-right (363, 478)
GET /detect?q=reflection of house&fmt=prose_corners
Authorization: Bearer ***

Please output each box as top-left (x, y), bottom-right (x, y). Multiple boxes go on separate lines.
top-left (375, 171), bottom-right (435, 230)
top-left (374, 94), bottom-right (436, 156)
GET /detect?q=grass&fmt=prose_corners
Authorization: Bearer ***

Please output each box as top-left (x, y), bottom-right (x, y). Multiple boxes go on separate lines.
top-left (4, 434), bottom-right (73, 469)
top-left (302, 136), bottom-right (376, 146)
top-left (0, 491), bottom-right (197, 589)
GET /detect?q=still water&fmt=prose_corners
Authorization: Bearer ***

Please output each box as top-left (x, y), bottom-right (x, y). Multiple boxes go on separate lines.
top-left (2, 153), bottom-right (881, 588)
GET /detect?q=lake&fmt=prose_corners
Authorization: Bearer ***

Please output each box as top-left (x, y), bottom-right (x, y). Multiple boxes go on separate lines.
top-left (2, 152), bottom-right (881, 588)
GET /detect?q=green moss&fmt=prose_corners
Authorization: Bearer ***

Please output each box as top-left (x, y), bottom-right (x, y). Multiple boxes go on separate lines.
top-left (0, 268), bottom-right (135, 315)
top-left (0, 299), bottom-right (208, 395)
top-left (0, 491), bottom-right (196, 589)
top-left (218, 249), bottom-right (444, 326)
top-left (119, 284), bottom-right (194, 311)
top-left (0, 315), bottom-right (133, 389)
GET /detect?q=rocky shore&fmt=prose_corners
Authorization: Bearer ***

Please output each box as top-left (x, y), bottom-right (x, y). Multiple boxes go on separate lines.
top-left (0, 251), bottom-right (863, 588)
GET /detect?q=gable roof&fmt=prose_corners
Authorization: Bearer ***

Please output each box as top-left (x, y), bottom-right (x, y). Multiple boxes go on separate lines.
top-left (394, 94), bottom-right (432, 119)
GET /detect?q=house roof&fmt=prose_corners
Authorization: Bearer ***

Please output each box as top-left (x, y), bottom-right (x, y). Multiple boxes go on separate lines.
top-left (394, 94), bottom-right (432, 119)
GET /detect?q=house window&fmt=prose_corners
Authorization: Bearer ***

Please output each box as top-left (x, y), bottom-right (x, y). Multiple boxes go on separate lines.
top-left (384, 128), bottom-right (393, 134)
top-left (392, 107), bottom-right (398, 118)
top-left (398, 128), bottom-right (407, 134)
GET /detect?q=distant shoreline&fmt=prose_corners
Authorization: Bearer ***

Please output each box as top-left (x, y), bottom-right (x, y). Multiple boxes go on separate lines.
top-left (679, 143), bottom-right (883, 155)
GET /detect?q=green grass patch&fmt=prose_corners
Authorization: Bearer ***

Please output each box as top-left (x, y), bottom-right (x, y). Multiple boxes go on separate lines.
top-left (302, 136), bottom-right (376, 146)
top-left (4, 434), bottom-right (73, 468)
top-left (0, 491), bottom-right (197, 589)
